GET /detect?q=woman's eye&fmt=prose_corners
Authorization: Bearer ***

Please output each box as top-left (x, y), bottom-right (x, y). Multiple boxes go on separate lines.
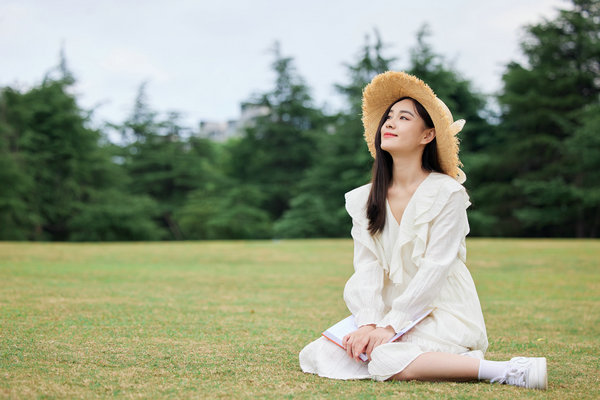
top-left (400, 116), bottom-right (408, 120)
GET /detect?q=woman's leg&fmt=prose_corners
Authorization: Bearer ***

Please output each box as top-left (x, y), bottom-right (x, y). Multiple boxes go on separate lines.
top-left (390, 352), bottom-right (547, 390)
top-left (390, 352), bottom-right (479, 382)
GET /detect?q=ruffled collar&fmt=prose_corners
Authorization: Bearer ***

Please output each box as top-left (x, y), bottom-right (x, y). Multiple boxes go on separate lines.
top-left (345, 172), bottom-right (451, 225)
top-left (385, 173), bottom-right (433, 229)
top-left (345, 172), bottom-right (467, 285)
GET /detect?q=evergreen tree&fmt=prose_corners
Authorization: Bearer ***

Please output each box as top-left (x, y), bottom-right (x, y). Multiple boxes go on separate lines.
top-left (0, 56), bottom-right (166, 241)
top-left (117, 84), bottom-right (217, 239)
top-left (67, 136), bottom-right (165, 241)
top-left (492, 0), bottom-right (600, 236)
top-left (174, 135), bottom-right (274, 240)
top-left (407, 26), bottom-right (491, 154)
top-left (275, 31), bottom-right (393, 238)
top-left (0, 91), bottom-right (36, 239)
top-left (177, 181), bottom-right (272, 240)
top-left (1, 72), bottom-right (102, 240)
top-left (564, 103), bottom-right (600, 237)
top-left (227, 42), bottom-right (324, 225)
top-left (405, 25), bottom-right (496, 236)
top-left (276, 28), bottom-right (491, 238)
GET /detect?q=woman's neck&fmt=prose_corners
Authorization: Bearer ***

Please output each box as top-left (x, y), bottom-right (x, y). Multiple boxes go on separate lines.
top-left (389, 154), bottom-right (429, 189)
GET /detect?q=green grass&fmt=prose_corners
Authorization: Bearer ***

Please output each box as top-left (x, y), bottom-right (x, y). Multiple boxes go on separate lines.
top-left (1, 239), bottom-right (599, 399)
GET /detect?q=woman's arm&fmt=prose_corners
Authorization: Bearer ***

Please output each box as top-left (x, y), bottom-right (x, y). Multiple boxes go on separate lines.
top-left (343, 219), bottom-right (386, 327)
top-left (377, 189), bottom-right (469, 332)
top-left (341, 218), bottom-right (388, 361)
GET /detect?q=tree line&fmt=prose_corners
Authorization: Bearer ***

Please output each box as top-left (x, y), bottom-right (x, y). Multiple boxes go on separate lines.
top-left (0, 0), bottom-right (598, 241)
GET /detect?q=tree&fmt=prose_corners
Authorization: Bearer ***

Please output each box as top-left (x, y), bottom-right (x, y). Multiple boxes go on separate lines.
top-left (68, 189), bottom-right (163, 241)
top-left (175, 135), bottom-right (275, 240)
top-left (407, 25), bottom-right (491, 154)
top-left (1, 71), bottom-right (104, 240)
top-left (403, 25), bottom-right (497, 236)
top-left (275, 31), bottom-right (394, 238)
top-left (177, 182), bottom-right (272, 240)
top-left (227, 42), bottom-right (324, 227)
top-left (66, 135), bottom-right (166, 241)
top-left (0, 94), bottom-right (36, 239)
top-left (277, 28), bottom-right (492, 238)
top-left (492, 0), bottom-right (600, 236)
top-left (116, 84), bottom-right (218, 239)
top-left (564, 104), bottom-right (600, 237)
top-left (0, 55), bottom-right (168, 241)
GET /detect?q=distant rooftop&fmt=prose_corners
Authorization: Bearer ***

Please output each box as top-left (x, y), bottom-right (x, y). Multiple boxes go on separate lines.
top-left (198, 103), bottom-right (270, 142)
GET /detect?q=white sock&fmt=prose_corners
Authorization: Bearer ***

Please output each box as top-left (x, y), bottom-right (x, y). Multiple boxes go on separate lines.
top-left (478, 359), bottom-right (509, 381)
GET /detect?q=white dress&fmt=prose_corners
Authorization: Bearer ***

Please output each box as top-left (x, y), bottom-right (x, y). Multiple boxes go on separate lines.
top-left (299, 172), bottom-right (488, 381)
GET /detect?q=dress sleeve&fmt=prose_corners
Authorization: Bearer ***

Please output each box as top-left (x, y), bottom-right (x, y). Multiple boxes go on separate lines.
top-left (343, 218), bottom-right (386, 327)
top-left (377, 189), bottom-right (469, 332)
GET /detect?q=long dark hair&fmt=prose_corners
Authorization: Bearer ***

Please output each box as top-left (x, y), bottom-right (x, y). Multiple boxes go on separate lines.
top-left (366, 97), bottom-right (443, 235)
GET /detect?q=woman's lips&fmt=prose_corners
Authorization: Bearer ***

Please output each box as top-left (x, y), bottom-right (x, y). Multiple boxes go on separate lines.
top-left (383, 132), bottom-right (397, 137)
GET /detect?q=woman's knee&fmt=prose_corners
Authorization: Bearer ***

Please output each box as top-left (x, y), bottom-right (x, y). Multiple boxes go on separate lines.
top-left (389, 368), bottom-right (416, 381)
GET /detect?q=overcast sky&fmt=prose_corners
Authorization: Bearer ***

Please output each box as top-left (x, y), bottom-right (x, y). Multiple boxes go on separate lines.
top-left (0, 0), bottom-right (567, 127)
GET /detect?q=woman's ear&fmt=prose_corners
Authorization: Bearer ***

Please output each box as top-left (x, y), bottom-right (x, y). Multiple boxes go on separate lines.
top-left (422, 128), bottom-right (436, 145)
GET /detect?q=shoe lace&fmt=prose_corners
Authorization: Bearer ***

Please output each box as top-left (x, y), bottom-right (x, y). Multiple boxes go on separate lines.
top-left (491, 366), bottom-right (527, 387)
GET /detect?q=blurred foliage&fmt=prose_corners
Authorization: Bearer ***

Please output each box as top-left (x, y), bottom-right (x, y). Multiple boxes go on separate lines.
top-left (488, 0), bottom-right (600, 237)
top-left (403, 25), bottom-right (496, 236)
top-left (226, 42), bottom-right (326, 223)
top-left (0, 0), bottom-right (597, 240)
top-left (178, 184), bottom-right (272, 240)
top-left (276, 30), bottom-right (392, 238)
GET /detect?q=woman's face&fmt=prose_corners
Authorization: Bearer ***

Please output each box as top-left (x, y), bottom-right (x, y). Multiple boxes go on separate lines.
top-left (380, 99), bottom-right (434, 156)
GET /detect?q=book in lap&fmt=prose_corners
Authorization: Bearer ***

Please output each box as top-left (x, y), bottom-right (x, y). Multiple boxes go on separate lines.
top-left (321, 309), bottom-right (434, 362)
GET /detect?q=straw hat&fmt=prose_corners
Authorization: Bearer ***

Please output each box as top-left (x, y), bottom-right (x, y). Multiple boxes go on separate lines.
top-left (362, 71), bottom-right (466, 183)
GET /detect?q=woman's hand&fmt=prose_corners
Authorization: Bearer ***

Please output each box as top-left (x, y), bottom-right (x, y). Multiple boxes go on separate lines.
top-left (364, 326), bottom-right (395, 360)
top-left (342, 325), bottom-right (375, 362)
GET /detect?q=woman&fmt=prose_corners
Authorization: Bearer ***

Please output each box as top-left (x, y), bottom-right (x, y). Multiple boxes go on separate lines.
top-left (299, 71), bottom-right (547, 389)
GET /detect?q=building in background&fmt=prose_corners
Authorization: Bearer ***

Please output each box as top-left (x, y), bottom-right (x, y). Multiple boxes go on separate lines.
top-left (198, 102), bottom-right (269, 142)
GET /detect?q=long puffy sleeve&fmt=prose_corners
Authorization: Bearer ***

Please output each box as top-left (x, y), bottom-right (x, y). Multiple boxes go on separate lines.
top-left (343, 218), bottom-right (387, 327)
top-left (377, 189), bottom-right (470, 332)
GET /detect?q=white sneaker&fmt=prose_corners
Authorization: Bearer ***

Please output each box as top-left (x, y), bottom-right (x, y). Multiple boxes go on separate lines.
top-left (491, 357), bottom-right (547, 390)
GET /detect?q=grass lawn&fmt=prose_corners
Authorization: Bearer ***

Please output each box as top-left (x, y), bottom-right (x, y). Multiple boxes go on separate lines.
top-left (1, 239), bottom-right (599, 399)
